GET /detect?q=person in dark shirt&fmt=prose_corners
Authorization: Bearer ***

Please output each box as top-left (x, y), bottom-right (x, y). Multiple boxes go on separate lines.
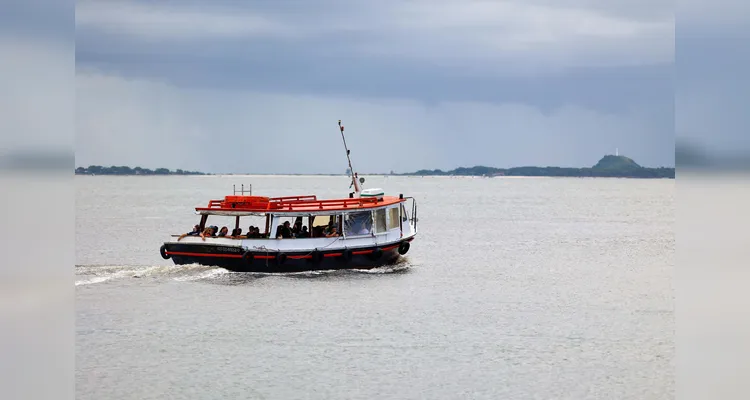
top-left (276, 221), bottom-right (293, 238)
top-left (312, 226), bottom-right (324, 238)
top-left (296, 226), bottom-right (310, 238)
top-left (177, 225), bottom-right (201, 241)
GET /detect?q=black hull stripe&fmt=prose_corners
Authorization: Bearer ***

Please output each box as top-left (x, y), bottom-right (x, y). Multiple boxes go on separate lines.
top-left (165, 238), bottom-right (413, 259)
top-left (170, 248), bottom-right (404, 273)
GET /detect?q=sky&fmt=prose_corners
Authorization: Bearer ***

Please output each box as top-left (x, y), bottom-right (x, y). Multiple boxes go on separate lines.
top-left (1, 0), bottom-right (746, 173)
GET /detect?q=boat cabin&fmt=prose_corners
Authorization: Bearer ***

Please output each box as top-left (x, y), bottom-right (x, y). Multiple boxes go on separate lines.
top-left (183, 192), bottom-right (415, 241)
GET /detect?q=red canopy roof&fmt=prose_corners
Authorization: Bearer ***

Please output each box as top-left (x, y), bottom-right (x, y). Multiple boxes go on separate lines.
top-left (195, 194), bottom-right (403, 214)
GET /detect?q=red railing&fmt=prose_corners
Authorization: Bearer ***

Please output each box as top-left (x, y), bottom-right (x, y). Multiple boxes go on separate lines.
top-left (269, 195), bottom-right (318, 202)
top-left (196, 194), bottom-right (388, 213)
top-left (269, 197), bottom-right (380, 211)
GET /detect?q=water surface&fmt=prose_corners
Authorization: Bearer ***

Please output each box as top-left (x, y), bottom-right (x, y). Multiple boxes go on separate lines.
top-left (76, 175), bottom-right (673, 399)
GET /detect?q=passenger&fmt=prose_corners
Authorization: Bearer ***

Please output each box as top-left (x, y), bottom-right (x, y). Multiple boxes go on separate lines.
top-left (324, 221), bottom-right (334, 235)
top-left (325, 226), bottom-right (339, 237)
top-left (292, 221), bottom-right (302, 237)
top-left (210, 226), bottom-right (218, 237)
top-left (199, 227), bottom-right (213, 241)
top-left (254, 227), bottom-right (262, 238)
top-left (246, 226), bottom-right (256, 238)
top-left (230, 227), bottom-right (242, 238)
top-left (217, 226), bottom-right (229, 237)
top-left (283, 221), bottom-right (294, 238)
top-left (296, 226), bottom-right (310, 238)
top-left (312, 226), bottom-right (324, 238)
top-left (177, 224), bottom-right (201, 241)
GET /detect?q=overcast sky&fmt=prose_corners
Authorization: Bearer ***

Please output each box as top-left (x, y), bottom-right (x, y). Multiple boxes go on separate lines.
top-left (2, 1), bottom-right (746, 173)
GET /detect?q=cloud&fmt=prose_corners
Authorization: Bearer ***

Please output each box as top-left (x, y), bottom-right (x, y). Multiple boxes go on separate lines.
top-left (75, 71), bottom-right (673, 174)
top-left (676, 0), bottom-right (750, 154)
top-left (73, 0), bottom-right (675, 172)
top-left (75, 1), bottom-right (290, 41)
top-left (0, 37), bottom-right (73, 153)
top-left (75, 0), bottom-right (673, 73)
top-left (678, 0), bottom-right (750, 28)
top-left (360, 0), bottom-right (672, 69)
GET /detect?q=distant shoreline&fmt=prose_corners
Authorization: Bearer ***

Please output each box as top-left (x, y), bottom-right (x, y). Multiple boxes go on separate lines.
top-left (74, 155), bottom-right (675, 179)
top-left (400, 155), bottom-right (674, 179)
top-left (75, 166), bottom-right (207, 176)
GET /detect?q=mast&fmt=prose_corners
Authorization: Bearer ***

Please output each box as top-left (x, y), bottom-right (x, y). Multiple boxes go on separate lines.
top-left (338, 120), bottom-right (362, 196)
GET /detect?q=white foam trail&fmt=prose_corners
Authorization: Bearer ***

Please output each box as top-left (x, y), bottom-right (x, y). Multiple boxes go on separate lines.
top-left (74, 263), bottom-right (226, 286)
top-left (75, 276), bottom-right (113, 286)
top-left (172, 268), bottom-right (230, 282)
top-left (74, 261), bottom-right (411, 286)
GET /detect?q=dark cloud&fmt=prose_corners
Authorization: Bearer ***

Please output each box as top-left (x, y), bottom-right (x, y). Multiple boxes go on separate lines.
top-left (0, 0), bottom-right (73, 39)
top-left (70, 0), bottom-right (679, 171)
top-left (676, 1), bottom-right (750, 155)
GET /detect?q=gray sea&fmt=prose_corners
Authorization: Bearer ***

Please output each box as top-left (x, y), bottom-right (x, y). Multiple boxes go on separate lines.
top-left (76, 175), bottom-right (674, 399)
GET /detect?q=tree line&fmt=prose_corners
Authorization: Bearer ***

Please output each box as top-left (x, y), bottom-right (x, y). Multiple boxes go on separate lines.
top-left (75, 165), bottom-right (207, 175)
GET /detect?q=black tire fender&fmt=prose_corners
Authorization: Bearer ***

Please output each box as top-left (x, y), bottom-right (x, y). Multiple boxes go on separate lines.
top-left (160, 244), bottom-right (170, 260)
top-left (276, 253), bottom-right (288, 265)
top-left (398, 241), bottom-right (410, 255)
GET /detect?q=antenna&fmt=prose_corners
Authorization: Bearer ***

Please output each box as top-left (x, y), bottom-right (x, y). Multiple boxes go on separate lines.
top-left (616, 148), bottom-right (619, 156)
top-left (338, 120), bottom-right (362, 196)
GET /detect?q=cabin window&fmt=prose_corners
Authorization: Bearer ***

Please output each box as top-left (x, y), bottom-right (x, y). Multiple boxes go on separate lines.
top-left (373, 208), bottom-right (387, 233)
top-left (344, 211), bottom-right (373, 236)
top-left (387, 207), bottom-right (400, 230)
top-left (309, 215), bottom-right (341, 238)
top-left (272, 215), bottom-right (315, 238)
top-left (193, 214), bottom-right (269, 239)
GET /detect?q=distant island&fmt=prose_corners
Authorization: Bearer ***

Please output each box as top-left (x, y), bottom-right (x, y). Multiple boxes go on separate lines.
top-left (402, 155), bottom-right (674, 179)
top-left (74, 155), bottom-right (675, 178)
top-left (75, 165), bottom-right (207, 175)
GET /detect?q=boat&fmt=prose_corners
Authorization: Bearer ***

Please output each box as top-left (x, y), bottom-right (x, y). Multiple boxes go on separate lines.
top-left (159, 120), bottom-right (418, 272)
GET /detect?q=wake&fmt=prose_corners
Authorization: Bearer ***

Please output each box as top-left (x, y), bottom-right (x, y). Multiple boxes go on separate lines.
top-left (74, 259), bottom-right (412, 286)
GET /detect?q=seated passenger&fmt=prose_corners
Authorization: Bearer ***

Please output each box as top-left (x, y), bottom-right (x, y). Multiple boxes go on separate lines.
top-left (276, 221), bottom-right (293, 239)
top-left (324, 222), bottom-right (335, 235)
top-left (246, 226), bottom-right (256, 238)
top-left (325, 227), bottom-right (339, 237)
top-left (230, 227), bottom-right (242, 238)
top-left (312, 226), bottom-right (324, 238)
top-left (296, 226), bottom-right (310, 238)
top-left (217, 226), bottom-right (229, 237)
top-left (177, 224), bottom-right (201, 241)
top-left (292, 221), bottom-right (302, 237)
top-left (199, 227), bottom-right (213, 241)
